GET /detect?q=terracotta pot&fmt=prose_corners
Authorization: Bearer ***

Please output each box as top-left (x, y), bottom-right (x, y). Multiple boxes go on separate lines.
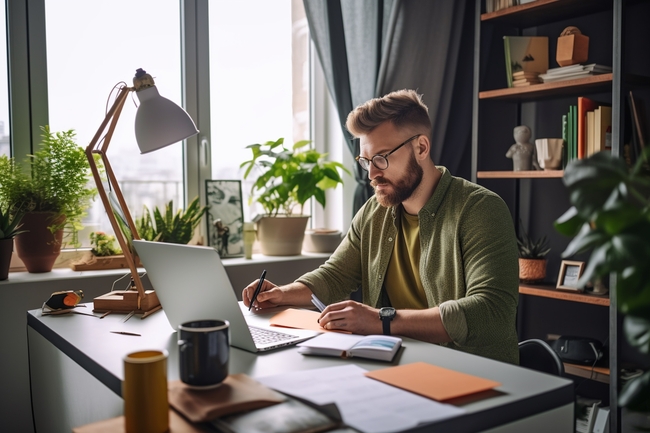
top-left (255, 215), bottom-right (309, 256)
top-left (519, 258), bottom-right (547, 283)
top-left (14, 212), bottom-right (65, 273)
top-left (0, 238), bottom-right (13, 280)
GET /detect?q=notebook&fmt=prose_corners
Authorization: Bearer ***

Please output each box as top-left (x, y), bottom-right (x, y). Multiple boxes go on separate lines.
top-left (132, 240), bottom-right (320, 352)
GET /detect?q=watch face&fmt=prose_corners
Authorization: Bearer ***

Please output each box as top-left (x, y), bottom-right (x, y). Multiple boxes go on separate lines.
top-left (380, 307), bottom-right (396, 318)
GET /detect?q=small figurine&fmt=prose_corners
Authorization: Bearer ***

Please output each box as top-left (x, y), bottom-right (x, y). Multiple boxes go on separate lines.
top-left (506, 125), bottom-right (541, 171)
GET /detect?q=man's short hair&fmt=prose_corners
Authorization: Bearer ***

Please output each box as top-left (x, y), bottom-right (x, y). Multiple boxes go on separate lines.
top-left (346, 89), bottom-right (432, 138)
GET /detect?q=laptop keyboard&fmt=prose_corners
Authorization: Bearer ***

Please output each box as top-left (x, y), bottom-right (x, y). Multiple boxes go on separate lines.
top-left (249, 326), bottom-right (297, 345)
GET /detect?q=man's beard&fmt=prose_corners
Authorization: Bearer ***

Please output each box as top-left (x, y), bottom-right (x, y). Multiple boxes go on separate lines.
top-left (371, 152), bottom-right (423, 208)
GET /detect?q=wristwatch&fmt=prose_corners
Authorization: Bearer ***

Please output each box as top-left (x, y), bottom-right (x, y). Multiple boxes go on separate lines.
top-left (379, 307), bottom-right (396, 335)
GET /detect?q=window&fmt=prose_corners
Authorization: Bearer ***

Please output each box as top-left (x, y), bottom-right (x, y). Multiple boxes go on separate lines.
top-left (0, 0), bottom-right (9, 157)
top-left (209, 0), bottom-right (310, 223)
top-left (44, 0), bottom-right (184, 246)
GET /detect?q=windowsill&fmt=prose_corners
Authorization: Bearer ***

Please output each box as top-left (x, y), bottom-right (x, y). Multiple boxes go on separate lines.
top-left (3, 252), bottom-right (331, 285)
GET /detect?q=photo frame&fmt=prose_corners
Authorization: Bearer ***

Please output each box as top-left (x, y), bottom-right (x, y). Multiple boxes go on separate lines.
top-left (556, 260), bottom-right (586, 292)
top-left (205, 180), bottom-right (245, 258)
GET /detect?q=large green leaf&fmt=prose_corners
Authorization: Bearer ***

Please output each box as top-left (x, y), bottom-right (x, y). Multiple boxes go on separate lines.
top-left (619, 371), bottom-right (650, 413)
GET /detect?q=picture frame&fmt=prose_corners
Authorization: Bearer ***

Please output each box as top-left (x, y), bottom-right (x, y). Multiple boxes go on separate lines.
top-left (205, 180), bottom-right (245, 258)
top-left (556, 260), bottom-right (586, 292)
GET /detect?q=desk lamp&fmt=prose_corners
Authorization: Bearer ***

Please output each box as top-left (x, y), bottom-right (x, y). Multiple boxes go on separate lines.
top-left (86, 68), bottom-right (198, 316)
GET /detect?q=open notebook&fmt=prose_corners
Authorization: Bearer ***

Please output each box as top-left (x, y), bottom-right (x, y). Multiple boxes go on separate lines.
top-left (132, 240), bottom-right (319, 352)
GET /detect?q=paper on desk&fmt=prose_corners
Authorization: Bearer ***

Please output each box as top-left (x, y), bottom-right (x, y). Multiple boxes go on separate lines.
top-left (269, 308), bottom-right (350, 333)
top-left (365, 362), bottom-right (501, 401)
top-left (257, 364), bottom-right (465, 433)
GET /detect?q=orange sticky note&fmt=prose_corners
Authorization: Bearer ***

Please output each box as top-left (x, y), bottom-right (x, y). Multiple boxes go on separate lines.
top-left (269, 308), bottom-right (350, 333)
top-left (364, 362), bottom-right (501, 401)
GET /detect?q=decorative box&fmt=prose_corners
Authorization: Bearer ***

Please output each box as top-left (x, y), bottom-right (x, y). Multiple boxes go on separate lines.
top-left (556, 26), bottom-right (589, 66)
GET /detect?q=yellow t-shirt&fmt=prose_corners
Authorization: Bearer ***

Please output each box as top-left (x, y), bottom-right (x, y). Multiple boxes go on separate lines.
top-left (385, 210), bottom-right (428, 309)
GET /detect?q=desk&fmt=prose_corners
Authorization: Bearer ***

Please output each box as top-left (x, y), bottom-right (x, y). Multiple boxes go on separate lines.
top-left (27, 304), bottom-right (574, 433)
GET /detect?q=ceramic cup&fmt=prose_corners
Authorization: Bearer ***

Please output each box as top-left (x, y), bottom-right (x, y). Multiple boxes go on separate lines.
top-left (123, 350), bottom-right (169, 433)
top-left (178, 319), bottom-right (230, 389)
top-left (535, 138), bottom-right (564, 170)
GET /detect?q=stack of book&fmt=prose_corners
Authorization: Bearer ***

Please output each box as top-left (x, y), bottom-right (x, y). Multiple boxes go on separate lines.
top-left (539, 64), bottom-right (612, 83)
top-left (486, 0), bottom-right (536, 13)
top-left (512, 71), bottom-right (541, 87)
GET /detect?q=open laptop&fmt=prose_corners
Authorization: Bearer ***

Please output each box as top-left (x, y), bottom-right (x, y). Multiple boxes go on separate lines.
top-left (132, 240), bottom-right (319, 352)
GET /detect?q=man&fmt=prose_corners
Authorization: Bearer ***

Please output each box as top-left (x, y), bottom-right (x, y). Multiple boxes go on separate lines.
top-left (243, 89), bottom-right (520, 364)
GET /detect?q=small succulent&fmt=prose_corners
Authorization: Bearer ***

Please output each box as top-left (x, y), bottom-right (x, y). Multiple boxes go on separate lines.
top-left (517, 224), bottom-right (551, 259)
top-left (0, 205), bottom-right (27, 240)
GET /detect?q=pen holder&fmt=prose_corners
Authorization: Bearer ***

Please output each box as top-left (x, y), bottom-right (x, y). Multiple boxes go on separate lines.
top-left (123, 350), bottom-right (169, 433)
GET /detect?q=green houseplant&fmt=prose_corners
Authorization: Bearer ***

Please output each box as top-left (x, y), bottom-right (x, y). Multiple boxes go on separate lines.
top-left (0, 205), bottom-right (27, 280)
top-left (135, 197), bottom-right (206, 245)
top-left (516, 222), bottom-right (551, 283)
top-left (0, 126), bottom-right (96, 272)
top-left (555, 149), bottom-right (650, 414)
top-left (240, 138), bottom-right (349, 256)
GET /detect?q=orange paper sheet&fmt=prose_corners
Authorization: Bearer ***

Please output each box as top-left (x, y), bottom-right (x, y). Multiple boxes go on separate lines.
top-left (364, 362), bottom-right (501, 401)
top-left (269, 308), bottom-right (350, 333)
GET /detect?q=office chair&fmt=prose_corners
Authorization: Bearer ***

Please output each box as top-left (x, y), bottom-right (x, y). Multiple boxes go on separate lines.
top-left (518, 339), bottom-right (565, 377)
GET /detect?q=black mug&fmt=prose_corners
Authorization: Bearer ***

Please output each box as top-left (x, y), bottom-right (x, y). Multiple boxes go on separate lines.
top-left (178, 319), bottom-right (230, 389)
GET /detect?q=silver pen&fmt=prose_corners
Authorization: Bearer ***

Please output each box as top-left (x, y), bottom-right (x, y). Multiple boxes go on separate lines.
top-left (311, 294), bottom-right (326, 312)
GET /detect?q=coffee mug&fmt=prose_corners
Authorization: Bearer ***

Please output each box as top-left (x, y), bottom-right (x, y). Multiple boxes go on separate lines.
top-left (123, 350), bottom-right (169, 433)
top-left (178, 319), bottom-right (230, 389)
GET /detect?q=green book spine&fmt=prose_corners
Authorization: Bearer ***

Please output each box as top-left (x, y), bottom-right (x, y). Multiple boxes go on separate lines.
top-left (503, 36), bottom-right (513, 88)
top-left (562, 114), bottom-right (568, 169)
top-left (572, 104), bottom-right (578, 161)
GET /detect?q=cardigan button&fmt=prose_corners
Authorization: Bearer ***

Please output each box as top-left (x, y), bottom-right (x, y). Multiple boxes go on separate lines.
top-left (388, 237), bottom-right (393, 242)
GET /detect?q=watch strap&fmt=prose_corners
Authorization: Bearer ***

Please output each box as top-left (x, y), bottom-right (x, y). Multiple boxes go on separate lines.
top-left (382, 317), bottom-right (391, 335)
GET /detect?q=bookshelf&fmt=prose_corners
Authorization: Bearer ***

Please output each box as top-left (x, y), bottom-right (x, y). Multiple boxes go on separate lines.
top-left (472, 1), bottom-right (650, 431)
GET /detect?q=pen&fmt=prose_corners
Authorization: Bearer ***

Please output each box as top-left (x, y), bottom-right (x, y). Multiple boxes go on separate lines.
top-left (110, 331), bottom-right (141, 336)
top-left (248, 269), bottom-right (267, 311)
top-left (311, 294), bottom-right (326, 312)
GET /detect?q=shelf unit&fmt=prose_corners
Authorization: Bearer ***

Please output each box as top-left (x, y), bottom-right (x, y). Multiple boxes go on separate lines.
top-left (472, 1), bottom-right (650, 431)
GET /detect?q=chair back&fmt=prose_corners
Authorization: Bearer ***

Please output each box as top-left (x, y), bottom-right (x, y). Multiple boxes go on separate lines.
top-left (518, 339), bottom-right (565, 376)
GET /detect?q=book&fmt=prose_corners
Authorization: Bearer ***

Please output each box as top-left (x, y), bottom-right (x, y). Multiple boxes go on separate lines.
top-left (503, 36), bottom-right (548, 88)
top-left (512, 71), bottom-right (540, 79)
top-left (587, 110), bottom-right (596, 157)
top-left (210, 398), bottom-right (340, 433)
top-left (539, 63), bottom-right (612, 83)
top-left (594, 105), bottom-right (612, 152)
top-left (578, 97), bottom-right (599, 159)
top-left (297, 333), bottom-right (402, 362)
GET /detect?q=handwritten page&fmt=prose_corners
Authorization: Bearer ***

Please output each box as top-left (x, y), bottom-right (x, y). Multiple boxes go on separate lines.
top-left (269, 308), bottom-right (350, 333)
top-left (364, 362), bottom-right (501, 401)
top-left (256, 364), bottom-right (465, 433)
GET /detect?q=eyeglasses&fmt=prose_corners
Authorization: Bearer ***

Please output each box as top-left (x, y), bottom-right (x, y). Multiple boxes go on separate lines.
top-left (355, 134), bottom-right (421, 171)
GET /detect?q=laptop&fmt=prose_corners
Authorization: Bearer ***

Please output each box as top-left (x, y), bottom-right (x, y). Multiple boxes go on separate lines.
top-left (132, 240), bottom-right (320, 352)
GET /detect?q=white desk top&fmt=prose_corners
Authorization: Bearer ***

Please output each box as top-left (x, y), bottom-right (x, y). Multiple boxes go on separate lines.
top-left (27, 303), bottom-right (574, 432)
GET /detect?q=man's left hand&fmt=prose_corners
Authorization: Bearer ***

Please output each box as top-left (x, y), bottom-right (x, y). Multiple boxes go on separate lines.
top-left (318, 300), bottom-right (382, 334)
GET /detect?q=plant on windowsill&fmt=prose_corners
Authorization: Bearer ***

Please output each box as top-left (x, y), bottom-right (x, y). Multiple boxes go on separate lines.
top-left (240, 138), bottom-right (349, 256)
top-left (70, 231), bottom-right (129, 272)
top-left (135, 196), bottom-right (207, 245)
top-left (0, 204), bottom-right (27, 280)
top-left (517, 222), bottom-right (551, 284)
top-left (0, 126), bottom-right (97, 273)
top-left (555, 149), bottom-right (650, 416)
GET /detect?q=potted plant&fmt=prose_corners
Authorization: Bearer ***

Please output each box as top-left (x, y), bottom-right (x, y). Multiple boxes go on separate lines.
top-left (0, 126), bottom-right (96, 272)
top-left (135, 196), bottom-right (206, 245)
top-left (0, 205), bottom-right (26, 280)
top-left (70, 231), bottom-right (126, 271)
top-left (554, 149), bottom-right (650, 415)
top-left (240, 138), bottom-right (349, 256)
top-left (516, 223), bottom-right (551, 283)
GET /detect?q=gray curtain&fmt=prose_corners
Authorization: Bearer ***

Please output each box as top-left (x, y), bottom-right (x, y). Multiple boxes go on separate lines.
top-left (304, 0), bottom-right (475, 214)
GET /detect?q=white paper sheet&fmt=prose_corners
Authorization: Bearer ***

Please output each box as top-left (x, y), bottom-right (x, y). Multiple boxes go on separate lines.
top-left (257, 364), bottom-right (465, 433)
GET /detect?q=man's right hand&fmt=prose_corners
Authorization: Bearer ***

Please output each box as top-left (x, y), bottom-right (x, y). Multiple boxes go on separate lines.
top-left (242, 280), bottom-right (314, 310)
top-left (242, 279), bottom-right (284, 310)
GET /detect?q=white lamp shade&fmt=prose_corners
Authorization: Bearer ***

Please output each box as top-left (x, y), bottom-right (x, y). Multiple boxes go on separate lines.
top-left (134, 86), bottom-right (199, 154)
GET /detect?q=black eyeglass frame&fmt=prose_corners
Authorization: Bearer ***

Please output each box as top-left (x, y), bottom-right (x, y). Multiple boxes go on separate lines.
top-left (355, 134), bottom-right (422, 171)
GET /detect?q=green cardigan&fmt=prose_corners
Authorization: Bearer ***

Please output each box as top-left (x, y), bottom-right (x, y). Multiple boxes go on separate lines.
top-left (297, 167), bottom-right (520, 364)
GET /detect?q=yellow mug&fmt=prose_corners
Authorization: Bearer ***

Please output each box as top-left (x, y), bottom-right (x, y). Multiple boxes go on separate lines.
top-left (123, 350), bottom-right (169, 433)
